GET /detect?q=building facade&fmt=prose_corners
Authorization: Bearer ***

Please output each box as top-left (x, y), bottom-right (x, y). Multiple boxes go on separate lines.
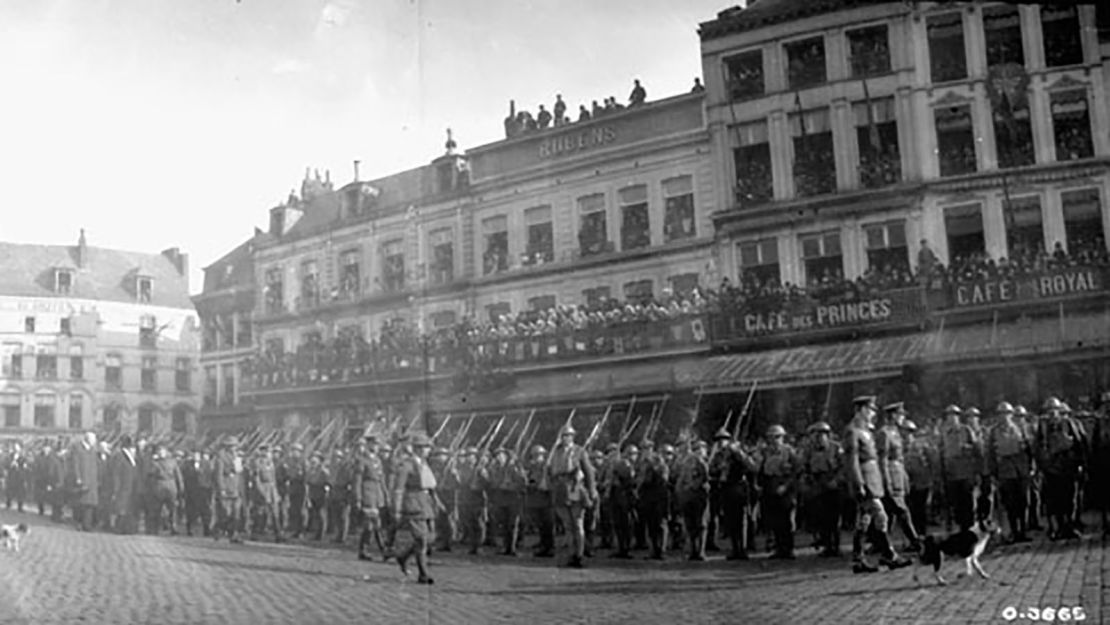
top-left (0, 232), bottom-right (200, 436)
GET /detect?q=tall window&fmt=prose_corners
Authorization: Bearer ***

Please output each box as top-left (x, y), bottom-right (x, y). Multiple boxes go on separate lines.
top-left (2, 393), bottom-right (19, 427)
top-left (527, 295), bottom-right (557, 312)
top-left (855, 96), bottom-right (901, 188)
top-left (1004, 196), bottom-right (1044, 259)
top-left (863, 221), bottom-right (910, 275)
top-left (339, 249), bottom-right (361, 297)
top-left (983, 5), bottom-right (1024, 70)
top-left (482, 216), bottom-right (509, 275)
top-left (668, 274), bottom-right (700, 299)
top-left (24, 317), bottom-right (34, 333)
top-left (847, 25), bottom-right (890, 78)
top-left (486, 302), bottom-right (511, 324)
top-left (103, 406), bottom-right (121, 433)
top-left (582, 286), bottom-right (611, 309)
top-left (36, 353), bottom-right (57, 380)
top-left (785, 36), bottom-right (826, 89)
top-left (68, 394), bottom-right (83, 430)
top-left (34, 393), bottom-right (56, 428)
top-left (523, 205), bottom-right (554, 266)
top-left (726, 50), bottom-right (764, 100)
top-left (55, 269), bottom-right (73, 294)
top-left (1061, 189), bottom-right (1105, 256)
top-left (137, 407), bottom-right (154, 434)
top-left (623, 280), bottom-right (654, 306)
top-left (59, 317), bottom-right (70, 336)
top-left (137, 277), bottom-right (153, 303)
top-left (264, 267), bottom-right (284, 314)
top-left (69, 345), bottom-right (83, 380)
top-left (429, 228), bottom-right (454, 285)
top-left (204, 366), bottom-right (217, 407)
top-left (928, 12), bottom-right (967, 82)
top-left (141, 356), bottom-right (157, 391)
top-left (171, 406), bottom-right (188, 434)
top-left (1042, 6), bottom-right (1084, 67)
top-left (382, 240), bottom-right (405, 292)
top-left (737, 238), bottom-right (781, 287)
top-left (175, 357), bottom-right (191, 392)
top-left (1050, 90), bottom-right (1094, 162)
top-left (935, 105), bottom-right (977, 176)
top-left (236, 315), bottom-right (252, 348)
top-left (9, 349), bottom-right (21, 380)
top-left (994, 98), bottom-right (1034, 169)
top-left (619, 185), bottom-right (650, 251)
top-left (105, 354), bottom-right (122, 390)
top-left (577, 194), bottom-right (609, 257)
top-left (300, 259), bottom-right (319, 308)
top-left (733, 121), bottom-right (773, 206)
top-left (945, 204), bottom-right (986, 264)
top-left (221, 365), bottom-right (235, 406)
top-left (800, 231), bottom-right (843, 287)
top-left (792, 108), bottom-right (836, 197)
top-left (663, 176), bottom-right (696, 242)
top-left (139, 314), bottom-right (157, 348)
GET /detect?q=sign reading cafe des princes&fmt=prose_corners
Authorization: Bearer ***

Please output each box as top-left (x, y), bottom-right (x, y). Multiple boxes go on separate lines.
top-left (742, 297), bottom-right (898, 334)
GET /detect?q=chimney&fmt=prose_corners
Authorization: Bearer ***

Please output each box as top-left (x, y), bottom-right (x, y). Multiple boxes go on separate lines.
top-left (353, 160), bottom-right (361, 182)
top-left (76, 228), bottom-right (87, 268)
top-left (161, 247), bottom-right (188, 277)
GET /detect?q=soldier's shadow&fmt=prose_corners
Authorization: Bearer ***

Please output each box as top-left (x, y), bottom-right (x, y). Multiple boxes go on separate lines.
top-left (138, 553), bottom-right (356, 581)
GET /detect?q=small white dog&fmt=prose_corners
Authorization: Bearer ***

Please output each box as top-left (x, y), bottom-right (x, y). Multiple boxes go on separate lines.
top-left (0, 523), bottom-right (29, 552)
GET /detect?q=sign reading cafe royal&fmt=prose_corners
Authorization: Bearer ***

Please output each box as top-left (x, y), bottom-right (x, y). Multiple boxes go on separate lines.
top-left (953, 266), bottom-right (1105, 307)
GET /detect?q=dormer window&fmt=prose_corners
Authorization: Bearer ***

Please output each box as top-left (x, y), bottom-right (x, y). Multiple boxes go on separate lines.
top-left (55, 269), bottom-right (73, 294)
top-left (139, 314), bottom-right (157, 348)
top-left (137, 276), bottom-right (153, 303)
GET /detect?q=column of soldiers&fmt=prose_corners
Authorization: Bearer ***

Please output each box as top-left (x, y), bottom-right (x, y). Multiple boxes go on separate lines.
top-left (1, 392), bottom-right (1106, 574)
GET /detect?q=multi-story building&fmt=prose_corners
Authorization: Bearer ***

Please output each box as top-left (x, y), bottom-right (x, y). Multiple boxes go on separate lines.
top-left (0, 231), bottom-right (200, 436)
top-left (698, 0), bottom-right (1110, 430)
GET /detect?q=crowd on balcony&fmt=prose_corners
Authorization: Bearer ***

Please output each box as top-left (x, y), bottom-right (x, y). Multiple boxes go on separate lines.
top-left (931, 234), bottom-right (1110, 286)
top-left (502, 79), bottom-right (649, 139)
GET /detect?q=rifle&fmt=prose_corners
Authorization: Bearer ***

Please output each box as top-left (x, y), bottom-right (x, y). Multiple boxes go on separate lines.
top-left (496, 419), bottom-right (522, 453)
top-left (733, 380), bottom-right (760, 441)
top-left (473, 417), bottom-right (501, 452)
top-left (683, 388), bottom-right (705, 442)
top-left (431, 414), bottom-right (453, 443)
top-left (520, 421), bottom-right (540, 456)
top-left (584, 404), bottom-right (614, 450)
top-left (479, 416), bottom-right (507, 454)
top-left (513, 409), bottom-right (537, 457)
top-left (617, 396), bottom-right (636, 444)
top-left (722, 409), bottom-right (735, 434)
top-left (617, 415), bottom-right (642, 448)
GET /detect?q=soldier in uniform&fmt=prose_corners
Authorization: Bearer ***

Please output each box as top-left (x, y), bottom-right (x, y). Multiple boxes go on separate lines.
top-left (877, 403), bottom-right (921, 552)
top-left (902, 419), bottom-right (936, 538)
top-left (545, 424), bottom-right (597, 568)
top-left (987, 401), bottom-right (1034, 543)
top-left (718, 432), bottom-right (757, 560)
top-left (328, 449), bottom-right (353, 544)
top-left (938, 405), bottom-right (982, 532)
top-left (211, 437), bottom-right (243, 543)
top-left (606, 443), bottom-right (638, 559)
top-left (147, 443), bottom-right (183, 535)
top-left (636, 438), bottom-right (670, 560)
top-left (250, 445), bottom-right (283, 541)
top-left (354, 433), bottom-right (389, 560)
top-left (596, 444), bottom-right (619, 552)
top-left (1014, 405), bottom-right (1043, 531)
top-left (489, 447), bottom-right (526, 556)
top-left (5, 444), bottom-right (28, 512)
top-left (758, 424), bottom-right (800, 559)
top-left (632, 440), bottom-right (655, 551)
top-left (707, 429), bottom-right (732, 553)
top-left (283, 443), bottom-right (308, 539)
top-left (305, 452), bottom-right (331, 540)
top-left (391, 433), bottom-right (440, 584)
top-left (524, 444), bottom-right (555, 557)
top-left (589, 448), bottom-right (608, 553)
top-left (844, 396), bottom-right (911, 573)
top-left (675, 439), bottom-right (711, 561)
top-left (803, 421), bottom-right (842, 557)
top-left (661, 444), bottom-right (684, 553)
top-left (1036, 397), bottom-right (1087, 540)
top-left (429, 447), bottom-right (458, 552)
top-left (458, 447), bottom-right (489, 555)
top-left (1091, 394), bottom-right (1110, 537)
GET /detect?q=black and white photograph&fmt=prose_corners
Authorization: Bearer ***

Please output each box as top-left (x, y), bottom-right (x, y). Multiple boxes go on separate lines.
top-left (0, 1), bottom-right (1109, 623)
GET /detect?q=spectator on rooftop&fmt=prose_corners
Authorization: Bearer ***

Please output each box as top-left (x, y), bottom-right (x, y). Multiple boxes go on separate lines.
top-left (691, 78), bottom-right (705, 93)
top-left (553, 95), bottom-right (567, 126)
top-left (537, 105), bottom-right (552, 129)
top-left (629, 79), bottom-right (646, 106)
top-left (578, 105), bottom-right (591, 122)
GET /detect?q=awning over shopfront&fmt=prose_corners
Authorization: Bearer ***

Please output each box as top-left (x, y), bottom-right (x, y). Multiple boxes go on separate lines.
top-left (696, 308), bottom-right (1110, 393)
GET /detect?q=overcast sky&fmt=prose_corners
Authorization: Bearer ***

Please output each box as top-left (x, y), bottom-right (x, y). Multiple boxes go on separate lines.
top-left (0, 0), bottom-right (729, 293)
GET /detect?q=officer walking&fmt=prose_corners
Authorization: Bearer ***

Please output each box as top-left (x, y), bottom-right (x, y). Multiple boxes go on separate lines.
top-left (391, 433), bottom-right (441, 585)
top-left (545, 424), bottom-right (598, 568)
top-left (877, 402), bottom-right (921, 552)
top-left (353, 433), bottom-right (389, 561)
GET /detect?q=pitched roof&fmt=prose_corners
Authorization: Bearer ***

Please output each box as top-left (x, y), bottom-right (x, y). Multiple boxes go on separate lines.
top-left (201, 233), bottom-right (263, 294)
top-left (699, 0), bottom-right (875, 41)
top-left (0, 241), bottom-right (192, 309)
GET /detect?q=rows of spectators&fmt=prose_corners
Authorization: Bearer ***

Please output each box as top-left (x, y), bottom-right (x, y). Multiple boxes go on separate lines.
top-left (502, 80), bottom-right (650, 139)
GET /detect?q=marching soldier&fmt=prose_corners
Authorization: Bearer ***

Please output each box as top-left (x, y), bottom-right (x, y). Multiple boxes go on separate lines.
top-left (250, 444), bottom-right (283, 542)
top-left (987, 401), bottom-right (1034, 543)
top-left (211, 437), bottom-right (243, 543)
top-left (633, 440), bottom-right (655, 551)
top-left (429, 447), bottom-right (458, 552)
top-left (545, 424), bottom-right (597, 568)
top-left (328, 449), bottom-right (353, 544)
top-left (354, 434), bottom-right (388, 560)
top-left (148, 443), bottom-right (183, 535)
top-left (938, 405), bottom-right (982, 532)
top-left (524, 444), bottom-right (555, 557)
top-left (661, 444), bottom-right (684, 553)
top-left (283, 443), bottom-right (308, 539)
top-left (589, 448), bottom-right (608, 554)
top-left (707, 429), bottom-right (733, 553)
top-left (391, 433), bottom-right (441, 584)
top-left (181, 448), bottom-right (212, 537)
top-left (844, 396), bottom-right (911, 574)
top-left (758, 424), bottom-right (800, 559)
top-left (674, 439), bottom-right (710, 561)
top-left (877, 403), bottom-right (921, 552)
top-left (606, 443), bottom-right (638, 559)
top-left (1014, 405), bottom-right (1043, 531)
top-left (305, 452), bottom-right (330, 540)
top-left (803, 421), bottom-right (842, 557)
top-left (718, 431), bottom-right (757, 560)
top-left (1036, 397), bottom-right (1087, 540)
top-left (1092, 394), bottom-right (1110, 537)
top-left (458, 447), bottom-right (489, 556)
top-left (902, 419), bottom-right (936, 539)
top-left (489, 447), bottom-right (526, 556)
top-left (636, 439), bottom-right (670, 560)
top-left (596, 444), bottom-right (619, 552)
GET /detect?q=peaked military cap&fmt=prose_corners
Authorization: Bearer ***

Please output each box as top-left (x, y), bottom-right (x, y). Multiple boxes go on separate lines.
top-left (853, 395), bottom-right (878, 410)
top-left (900, 420), bottom-right (918, 432)
top-left (884, 402), bottom-right (906, 414)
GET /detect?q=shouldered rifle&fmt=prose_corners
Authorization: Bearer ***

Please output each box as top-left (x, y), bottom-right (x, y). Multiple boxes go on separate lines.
top-left (513, 409), bottom-right (537, 457)
top-left (617, 396), bottom-right (637, 444)
top-left (431, 414), bottom-right (453, 443)
top-left (584, 404), bottom-right (614, 450)
top-left (617, 415), bottom-right (642, 448)
top-left (733, 380), bottom-right (759, 440)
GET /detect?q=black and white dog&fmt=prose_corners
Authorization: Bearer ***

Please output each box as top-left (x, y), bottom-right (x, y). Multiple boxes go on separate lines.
top-left (914, 520), bottom-right (1001, 585)
top-left (0, 523), bottom-right (29, 553)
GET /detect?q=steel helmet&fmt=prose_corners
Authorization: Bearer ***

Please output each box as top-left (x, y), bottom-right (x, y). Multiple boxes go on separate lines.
top-left (808, 421), bottom-right (832, 434)
top-left (1013, 405), bottom-right (1029, 418)
top-left (944, 405), bottom-right (962, 416)
top-left (660, 444), bottom-right (676, 455)
top-left (1043, 397), bottom-right (1065, 412)
top-left (964, 407), bottom-right (981, 418)
top-left (560, 424), bottom-right (576, 436)
top-left (530, 444), bottom-right (547, 456)
top-left (713, 427), bottom-right (731, 441)
top-left (766, 424), bottom-right (786, 437)
top-left (900, 419), bottom-right (918, 432)
top-left (995, 401), bottom-right (1014, 415)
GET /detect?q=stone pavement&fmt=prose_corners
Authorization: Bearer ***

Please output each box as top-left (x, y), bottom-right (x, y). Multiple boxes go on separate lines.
top-left (0, 508), bottom-right (1106, 625)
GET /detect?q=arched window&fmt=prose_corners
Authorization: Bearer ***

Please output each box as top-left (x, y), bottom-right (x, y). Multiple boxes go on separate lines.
top-left (34, 392), bottom-right (56, 428)
top-left (137, 405), bottom-right (155, 434)
top-left (171, 406), bottom-right (189, 433)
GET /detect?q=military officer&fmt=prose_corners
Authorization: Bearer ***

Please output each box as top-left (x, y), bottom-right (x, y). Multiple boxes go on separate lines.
top-left (391, 433), bottom-right (441, 584)
top-left (877, 403), bottom-right (921, 552)
top-left (987, 401), bottom-right (1034, 543)
top-left (353, 433), bottom-right (389, 561)
top-left (803, 421), bottom-right (842, 557)
top-left (938, 405), bottom-right (982, 532)
top-left (844, 396), bottom-right (911, 573)
top-left (545, 424), bottom-right (598, 568)
top-left (758, 425), bottom-right (800, 559)
top-left (211, 437), bottom-right (243, 543)
top-left (249, 445), bottom-right (283, 541)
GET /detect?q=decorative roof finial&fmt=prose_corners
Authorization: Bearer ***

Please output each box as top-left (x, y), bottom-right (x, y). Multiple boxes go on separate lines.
top-left (445, 128), bottom-right (457, 155)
